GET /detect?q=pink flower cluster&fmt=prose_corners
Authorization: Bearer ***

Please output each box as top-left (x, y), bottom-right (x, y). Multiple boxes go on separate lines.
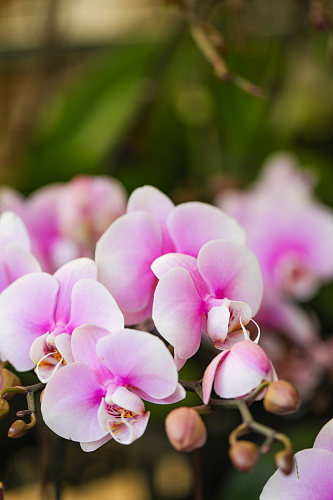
top-left (0, 175), bottom-right (127, 273)
top-left (218, 153), bottom-right (333, 396)
top-left (0, 176), bottom-right (279, 450)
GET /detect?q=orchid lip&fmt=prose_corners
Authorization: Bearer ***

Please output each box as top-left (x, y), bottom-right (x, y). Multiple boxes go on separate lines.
top-left (108, 412), bottom-right (136, 445)
top-left (35, 350), bottom-right (65, 383)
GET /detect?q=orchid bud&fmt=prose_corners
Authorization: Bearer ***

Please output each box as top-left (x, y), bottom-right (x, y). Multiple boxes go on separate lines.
top-left (0, 399), bottom-right (9, 419)
top-left (264, 380), bottom-right (300, 415)
top-left (8, 420), bottom-right (27, 439)
top-left (229, 440), bottom-right (259, 473)
top-left (165, 407), bottom-right (207, 453)
top-left (274, 449), bottom-right (293, 474)
top-left (203, 340), bottom-right (275, 403)
top-left (0, 368), bottom-right (21, 400)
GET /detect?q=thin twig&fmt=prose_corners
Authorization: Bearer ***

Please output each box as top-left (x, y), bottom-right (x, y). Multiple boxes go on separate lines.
top-left (190, 23), bottom-right (267, 99)
top-left (163, 0), bottom-right (267, 99)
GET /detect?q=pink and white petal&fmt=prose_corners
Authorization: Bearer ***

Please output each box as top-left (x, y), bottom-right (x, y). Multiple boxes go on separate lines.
top-left (151, 253), bottom-right (208, 296)
top-left (174, 353), bottom-right (187, 370)
top-left (133, 382), bottom-right (186, 405)
top-left (0, 264), bottom-right (10, 293)
top-left (30, 333), bottom-right (50, 364)
top-left (206, 303), bottom-right (230, 344)
top-left (53, 258), bottom-right (97, 324)
top-left (168, 202), bottom-right (246, 257)
top-left (127, 186), bottom-right (175, 251)
top-left (71, 325), bottom-right (111, 385)
top-left (152, 267), bottom-right (204, 361)
top-left (313, 418), bottom-right (333, 453)
top-left (54, 333), bottom-right (75, 364)
top-left (123, 301), bottom-right (154, 327)
top-left (214, 341), bottom-right (272, 399)
top-left (3, 245), bottom-right (41, 284)
top-left (41, 363), bottom-right (106, 443)
top-left (80, 434), bottom-right (111, 452)
top-left (109, 387), bottom-right (145, 415)
top-left (202, 351), bottom-right (229, 404)
top-left (198, 240), bottom-right (263, 316)
top-left (260, 449), bottom-right (333, 500)
top-left (96, 212), bottom-right (163, 315)
top-left (96, 329), bottom-right (178, 399)
top-left (0, 273), bottom-right (58, 371)
top-left (127, 186), bottom-right (174, 220)
top-left (0, 211), bottom-right (31, 251)
top-left (67, 279), bottom-right (124, 333)
top-left (297, 204), bottom-right (333, 278)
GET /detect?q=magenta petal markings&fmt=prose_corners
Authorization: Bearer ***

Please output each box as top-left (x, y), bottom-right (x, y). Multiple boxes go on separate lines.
top-left (152, 240), bottom-right (263, 366)
top-left (41, 326), bottom-right (185, 449)
top-left (219, 154), bottom-right (333, 333)
top-left (96, 185), bottom-right (246, 324)
top-left (0, 257), bottom-right (124, 377)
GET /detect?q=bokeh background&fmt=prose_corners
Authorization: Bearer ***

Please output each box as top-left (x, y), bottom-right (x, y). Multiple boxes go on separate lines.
top-left (1, 0), bottom-right (333, 499)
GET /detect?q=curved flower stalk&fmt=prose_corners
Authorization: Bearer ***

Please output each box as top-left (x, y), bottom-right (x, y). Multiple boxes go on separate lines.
top-left (152, 240), bottom-right (263, 367)
top-left (0, 211), bottom-right (41, 293)
top-left (0, 258), bottom-right (123, 376)
top-left (95, 185), bottom-right (246, 324)
top-left (41, 326), bottom-right (185, 451)
top-left (261, 418), bottom-right (333, 499)
top-left (0, 176), bottom-right (127, 273)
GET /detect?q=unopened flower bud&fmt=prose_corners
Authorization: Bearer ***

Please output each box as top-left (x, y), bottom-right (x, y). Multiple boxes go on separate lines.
top-left (165, 407), bottom-right (207, 452)
top-left (8, 420), bottom-right (27, 439)
top-left (0, 399), bottom-right (9, 419)
top-left (229, 441), bottom-right (259, 473)
top-left (274, 449), bottom-right (293, 474)
top-left (264, 380), bottom-right (300, 415)
top-left (0, 368), bottom-right (21, 400)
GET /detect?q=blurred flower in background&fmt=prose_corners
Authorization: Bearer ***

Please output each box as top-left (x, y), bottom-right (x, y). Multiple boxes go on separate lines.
top-left (217, 153), bottom-right (333, 399)
top-left (0, 176), bottom-right (127, 272)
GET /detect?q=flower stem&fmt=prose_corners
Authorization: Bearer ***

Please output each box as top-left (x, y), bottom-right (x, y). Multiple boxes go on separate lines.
top-left (193, 449), bottom-right (204, 500)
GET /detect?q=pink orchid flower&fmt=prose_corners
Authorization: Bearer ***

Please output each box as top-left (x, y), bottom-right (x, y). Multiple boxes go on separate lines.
top-left (0, 211), bottom-right (40, 293)
top-left (217, 153), bottom-right (333, 357)
top-left (219, 153), bottom-right (333, 302)
top-left (261, 418), bottom-right (333, 499)
top-left (202, 340), bottom-right (276, 402)
top-left (0, 176), bottom-right (127, 273)
top-left (96, 185), bottom-right (246, 325)
top-left (41, 326), bottom-right (185, 451)
top-left (0, 258), bottom-right (123, 378)
top-left (151, 239), bottom-right (263, 368)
